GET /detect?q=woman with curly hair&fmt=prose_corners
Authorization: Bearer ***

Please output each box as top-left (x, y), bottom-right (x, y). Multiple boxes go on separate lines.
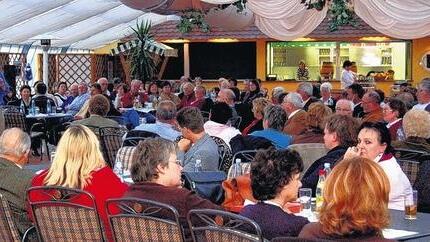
top-left (299, 157), bottom-right (394, 241)
top-left (292, 102), bottom-right (332, 144)
top-left (240, 147), bottom-right (308, 239)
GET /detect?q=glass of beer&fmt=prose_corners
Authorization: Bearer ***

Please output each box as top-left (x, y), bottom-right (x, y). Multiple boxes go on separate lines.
top-left (299, 188), bottom-right (312, 212)
top-left (404, 190), bottom-right (418, 220)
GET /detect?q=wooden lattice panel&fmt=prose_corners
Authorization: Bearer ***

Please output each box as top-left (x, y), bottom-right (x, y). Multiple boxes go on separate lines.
top-left (91, 54), bottom-right (108, 82)
top-left (57, 54), bottom-right (91, 87)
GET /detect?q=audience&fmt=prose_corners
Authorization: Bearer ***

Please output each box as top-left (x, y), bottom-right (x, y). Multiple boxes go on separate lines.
top-left (124, 137), bottom-right (220, 234)
top-left (114, 83), bottom-right (132, 109)
top-left (240, 147), bottom-right (309, 239)
top-left (28, 125), bottom-right (127, 241)
top-left (271, 86), bottom-right (286, 105)
top-left (319, 82), bottom-right (335, 110)
top-left (66, 81), bottom-right (90, 116)
top-left (8, 85), bottom-right (32, 114)
top-left (347, 83), bottom-right (365, 118)
top-left (0, 128), bottom-right (34, 236)
top-left (297, 82), bottom-right (319, 111)
top-left (204, 102), bottom-right (240, 147)
top-left (250, 105), bottom-right (291, 149)
top-left (362, 91), bottom-right (384, 123)
top-left (32, 82), bottom-right (57, 113)
top-left (335, 99), bottom-right (354, 116)
top-left (74, 83), bottom-right (102, 119)
top-left (242, 79), bottom-right (263, 105)
top-left (344, 122), bottom-right (412, 210)
top-left (134, 100), bottom-right (180, 141)
top-left (228, 78), bottom-right (241, 102)
top-left (282, 92), bottom-right (307, 135)
top-left (97, 77), bottom-right (110, 96)
top-left (299, 157), bottom-right (394, 241)
top-left (73, 94), bottom-right (119, 128)
top-left (383, 98), bottom-right (407, 141)
top-left (190, 85), bottom-right (213, 112)
top-left (176, 107), bottom-right (219, 171)
top-left (130, 79), bottom-right (147, 106)
top-left (217, 88), bottom-right (238, 117)
top-left (53, 81), bottom-right (68, 110)
top-left (413, 78), bottom-right (430, 111)
top-left (301, 114), bottom-right (360, 195)
top-left (154, 81), bottom-right (180, 108)
top-left (178, 82), bottom-right (196, 109)
top-left (146, 81), bottom-right (159, 103)
top-left (292, 102), bottom-right (332, 144)
top-left (392, 109), bottom-right (430, 153)
top-left (242, 97), bottom-right (270, 136)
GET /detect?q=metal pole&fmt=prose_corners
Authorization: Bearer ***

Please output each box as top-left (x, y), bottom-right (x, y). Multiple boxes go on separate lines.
top-left (42, 45), bottom-right (49, 86)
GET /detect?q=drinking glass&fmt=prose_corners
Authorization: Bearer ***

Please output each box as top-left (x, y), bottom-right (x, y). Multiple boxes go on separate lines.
top-left (299, 188), bottom-right (312, 212)
top-left (404, 190), bottom-right (418, 220)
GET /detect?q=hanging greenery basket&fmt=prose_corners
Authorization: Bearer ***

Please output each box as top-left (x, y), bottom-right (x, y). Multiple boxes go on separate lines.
top-left (301, 0), bottom-right (357, 32)
top-left (177, 9), bottom-right (210, 34)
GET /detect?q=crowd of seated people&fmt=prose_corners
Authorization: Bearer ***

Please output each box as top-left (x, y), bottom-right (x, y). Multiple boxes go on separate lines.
top-left (2, 75), bottom-right (430, 241)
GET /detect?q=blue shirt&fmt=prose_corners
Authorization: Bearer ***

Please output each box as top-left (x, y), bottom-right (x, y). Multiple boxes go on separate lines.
top-left (66, 93), bottom-right (90, 116)
top-left (134, 121), bottom-right (180, 141)
top-left (250, 129), bottom-right (292, 149)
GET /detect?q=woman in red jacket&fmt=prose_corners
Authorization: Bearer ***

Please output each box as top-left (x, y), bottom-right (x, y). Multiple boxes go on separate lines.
top-left (28, 124), bottom-right (127, 241)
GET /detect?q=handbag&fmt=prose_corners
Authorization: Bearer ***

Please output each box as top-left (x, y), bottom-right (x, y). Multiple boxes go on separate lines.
top-left (182, 171), bottom-right (227, 205)
top-left (222, 174), bottom-right (257, 210)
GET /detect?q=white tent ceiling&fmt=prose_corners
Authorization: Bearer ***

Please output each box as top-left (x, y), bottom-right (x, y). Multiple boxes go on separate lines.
top-left (0, 0), bottom-right (180, 50)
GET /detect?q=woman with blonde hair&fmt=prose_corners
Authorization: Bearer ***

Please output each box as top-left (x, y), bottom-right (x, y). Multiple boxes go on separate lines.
top-left (28, 124), bottom-right (127, 241)
top-left (300, 157), bottom-right (394, 241)
top-left (242, 97), bottom-right (271, 136)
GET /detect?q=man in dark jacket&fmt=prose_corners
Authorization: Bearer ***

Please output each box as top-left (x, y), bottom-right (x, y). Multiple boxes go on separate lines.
top-left (301, 114), bottom-right (360, 195)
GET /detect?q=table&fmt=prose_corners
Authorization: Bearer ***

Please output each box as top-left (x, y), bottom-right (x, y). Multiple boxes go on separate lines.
top-left (26, 113), bottom-right (72, 119)
top-left (386, 209), bottom-right (430, 241)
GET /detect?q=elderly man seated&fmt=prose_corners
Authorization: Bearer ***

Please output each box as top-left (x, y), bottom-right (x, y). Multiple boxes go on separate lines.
top-left (73, 94), bottom-right (119, 128)
top-left (335, 99), bottom-right (354, 116)
top-left (0, 128), bottom-right (34, 237)
top-left (133, 100), bottom-right (180, 141)
top-left (176, 107), bottom-right (219, 171)
top-left (250, 105), bottom-right (292, 149)
top-left (66, 81), bottom-right (90, 116)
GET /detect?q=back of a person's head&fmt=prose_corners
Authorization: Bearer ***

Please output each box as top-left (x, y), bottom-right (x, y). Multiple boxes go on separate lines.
top-left (44, 125), bottom-right (105, 189)
top-left (307, 102), bottom-right (332, 130)
top-left (156, 100), bottom-right (177, 121)
top-left (263, 105), bottom-right (287, 131)
top-left (131, 137), bottom-right (177, 183)
top-left (251, 147), bottom-right (303, 201)
top-left (348, 84), bottom-right (365, 98)
top-left (0, 128), bottom-right (31, 158)
top-left (176, 107), bottom-right (204, 133)
top-left (343, 60), bottom-right (353, 68)
top-left (89, 94), bottom-right (110, 116)
top-left (320, 157), bottom-right (390, 236)
top-left (284, 92), bottom-right (304, 109)
top-left (210, 102), bottom-right (232, 124)
top-left (36, 82), bottom-right (47, 95)
top-left (325, 114), bottom-right (360, 147)
top-left (297, 82), bottom-right (313, 97)
top-left (403, 109), bottom-right (430, 139)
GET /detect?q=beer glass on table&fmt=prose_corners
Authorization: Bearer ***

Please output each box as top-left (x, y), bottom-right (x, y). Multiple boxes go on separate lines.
top-left (404, 190), bottom-right (418, 220)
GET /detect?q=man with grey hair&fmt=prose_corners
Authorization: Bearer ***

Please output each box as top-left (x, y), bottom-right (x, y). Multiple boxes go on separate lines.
top-left (97, 77), bottom-right (110, 96)
top-left (0, 128), bottom-right (34, 236)
top-left (282, 92), bottom-right (308, 135)
top-left (362, 90), bottom-right (384, 123)
top-left (134, 100), bottom-right (181, 141)
top-left (250, 105), bottom-right (292, 149)
top-left (217, 88), bottom-right (238, 117)
top-left (66, 81), bottom-right (90, 116)
top-left (335, 99), bottom-right (354, 116)
top-left (297, 82), bottom-right (319, 111)
top-left (271, 86), bottom-right (286, 104)
top-left (413, 77), bottom-right (430, 112)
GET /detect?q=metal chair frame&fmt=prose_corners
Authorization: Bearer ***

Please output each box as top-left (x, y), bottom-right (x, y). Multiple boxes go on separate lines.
top-left (232, 150), bottom-right (257, 164)
top-left (106, 198), bottom-right (185, 242)
top-left (99, 126), bottom-right (128, 167)
top-left (210, 136), bottom-right (233, 173)
top-left (228, 116), bottom-right (242, 129)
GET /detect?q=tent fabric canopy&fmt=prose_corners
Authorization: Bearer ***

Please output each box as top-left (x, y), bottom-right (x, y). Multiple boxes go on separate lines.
top-left (0, 0), bottom-right (179, 50)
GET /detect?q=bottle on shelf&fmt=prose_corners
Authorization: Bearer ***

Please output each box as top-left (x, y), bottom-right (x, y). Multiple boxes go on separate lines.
top-left (194, 159), bottom-right (203, 172)
top-left (232, 158), bottom-right (242, 178)
top-left (323, 163), bottom-right (331, 179)
top-left (316, 169), bottom-right (326, 212)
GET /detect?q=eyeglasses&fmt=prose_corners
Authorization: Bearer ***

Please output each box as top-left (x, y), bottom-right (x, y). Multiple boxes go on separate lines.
top-left (335, 108), bottom-right (352, 112)
top-left (169, 160), bottom-right (182, 166)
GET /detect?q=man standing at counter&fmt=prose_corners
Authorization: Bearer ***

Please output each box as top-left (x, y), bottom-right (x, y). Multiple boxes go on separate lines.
top-left (341, 60), bottom-right (357, 89)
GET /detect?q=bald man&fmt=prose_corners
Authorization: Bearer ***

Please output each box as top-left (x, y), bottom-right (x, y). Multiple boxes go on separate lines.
top-left (0, 128), bottom-right (34, 236)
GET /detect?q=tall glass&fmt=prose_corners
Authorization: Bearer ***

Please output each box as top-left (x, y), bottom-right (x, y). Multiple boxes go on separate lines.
top-left (299, 188), bottom-right (312, 212)
top-left (404, 190), bottom-right (418, 220)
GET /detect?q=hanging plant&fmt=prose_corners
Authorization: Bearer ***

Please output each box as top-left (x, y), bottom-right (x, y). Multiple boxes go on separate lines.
top-left (129, 21), bottom-right (157, 84)
top-left (301, 0), bottom-right (357, 32)
top-left (177, 9), bottom-right (210, 34)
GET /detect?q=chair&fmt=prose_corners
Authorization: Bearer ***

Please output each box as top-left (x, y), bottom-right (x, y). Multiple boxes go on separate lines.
top-left (210, 136), bottom-right (233, 173)
top-left (187, 209), bottom-right (264, 242)
top-left (398, 159), bottom-right (420, 186)
top-left (32, 96), bottom-right (56, 114)
top-left (106, 116), bottom-right (127, 127)
top-left (123, 130), bottom-right (160, 146)
top-left (0, 193), bottom-right (21, 241)
top-left (99, 126), bottom-right (128, 167)
top-left (288, 143), bottom-right (328, 174)
top-left (2, 107), bottom-right (49, 160)
top-left (27, 186), bottom-right (105, 242)
top-left (232, 150), bottom-right (257, 163)
top-left (271, 237), bottom-right (331, 242)
top-left (115, 146), bottom-right (137, 171)
top-left (414, 157), bottom-right (430, 213)
top-left (228, 116), bottom-right (242, 129)
top-left (393, 148), bottom-right (427, 161)
top-left (106, 198), bottom-right (185, 242)
top-left (123, 137), bottom-right (148, 147)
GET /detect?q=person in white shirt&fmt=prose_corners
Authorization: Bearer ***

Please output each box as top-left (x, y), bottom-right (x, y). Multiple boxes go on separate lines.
top-left (341, 60), bottom-right (357, 89)
top-left (204, 102), bottom-right (240, 147)
top-left (412, 78), bottom-right (430, 111)
top-left (344, 122), bottom-right (412, 210)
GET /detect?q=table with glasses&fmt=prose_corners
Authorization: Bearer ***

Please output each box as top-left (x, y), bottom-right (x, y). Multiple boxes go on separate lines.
top-left (387, 209), bottom-right (430, 241)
